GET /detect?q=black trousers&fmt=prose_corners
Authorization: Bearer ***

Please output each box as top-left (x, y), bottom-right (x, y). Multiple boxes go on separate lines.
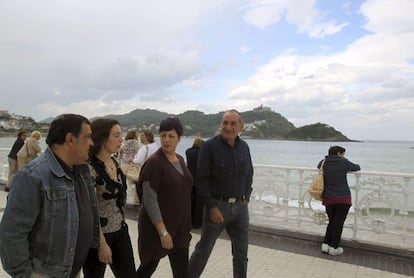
top-left (136, 247), bottom-right (189, 278)
top-left (83, 223), bottom-right (136, 278)
top-left (324, 204), bottom-right (351, 248)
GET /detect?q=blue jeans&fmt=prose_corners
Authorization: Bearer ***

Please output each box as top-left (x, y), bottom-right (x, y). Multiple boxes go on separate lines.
top-left (189, 201), bottom-right (249, 278)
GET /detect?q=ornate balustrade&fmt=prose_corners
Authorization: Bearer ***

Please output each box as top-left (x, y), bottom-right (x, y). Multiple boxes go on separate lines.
top-left (1, 149), bottom-right (413, 252)
top-left (251, 164), bottom-right (414, 252)
top-left (0, 149), bottom-right (8, 182)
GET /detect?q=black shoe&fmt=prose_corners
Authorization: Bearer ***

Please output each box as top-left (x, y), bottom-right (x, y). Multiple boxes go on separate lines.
top-left (4, 187), bottom-right (10, 192)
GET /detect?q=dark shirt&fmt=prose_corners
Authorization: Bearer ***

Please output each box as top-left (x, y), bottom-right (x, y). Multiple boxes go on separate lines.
top-left (185, 145), bottom-right (201, 184)
top-left (196, 135), bottom-right (253, 209)
top-left (7, 137), bottom-right (25, 160)
top-left (319, 155), bottom-right (360, 205)
top-left (55, 155), bottom-right (94, 277)
top-left (186, 145), bottom-right (203, 229)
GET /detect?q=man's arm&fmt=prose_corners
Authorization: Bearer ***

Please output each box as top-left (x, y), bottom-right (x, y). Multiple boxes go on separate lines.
top-left (247, 164), bottom-right (254, 198)
top-left (0, 170), bottom-right (41, 277)
top-left (246, 145), bottom-right (254, 198)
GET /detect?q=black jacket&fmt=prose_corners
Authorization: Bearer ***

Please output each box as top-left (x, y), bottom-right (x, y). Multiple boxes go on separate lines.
top-left (318, 155), bottom-right (360, 198)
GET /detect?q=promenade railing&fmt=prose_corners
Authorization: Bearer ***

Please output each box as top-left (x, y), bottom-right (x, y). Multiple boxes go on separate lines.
top-left (1, 149), bottom-right (413, 253)
top-left (251, 164), bottom-right (414, 253)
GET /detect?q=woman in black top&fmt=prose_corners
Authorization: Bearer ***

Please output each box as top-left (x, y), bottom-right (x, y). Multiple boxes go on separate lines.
top-left (83, 118), bottom-right (136, 278)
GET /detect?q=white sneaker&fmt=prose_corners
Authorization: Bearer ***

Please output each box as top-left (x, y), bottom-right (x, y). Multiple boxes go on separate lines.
top-left (328, 246), bottom-right (344, 256)
top-left (321, 243), bottom-right (329, 253)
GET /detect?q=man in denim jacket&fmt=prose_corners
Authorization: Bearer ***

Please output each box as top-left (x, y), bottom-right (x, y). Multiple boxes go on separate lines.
top-left (0, 114), bottom-right (100, 278)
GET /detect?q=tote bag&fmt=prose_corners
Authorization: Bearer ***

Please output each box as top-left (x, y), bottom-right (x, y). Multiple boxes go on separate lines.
top-left (126, 145), bottom-right (149, 182)
top-left (309, 159), bottom-right (325, 201)
top-left (126, 163), bottom-right (141, 182)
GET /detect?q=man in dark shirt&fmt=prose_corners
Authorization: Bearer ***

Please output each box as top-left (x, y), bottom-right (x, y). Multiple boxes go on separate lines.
top-left (5, 130), bottom-right (27, 191)
top-left (189, 110), bottom-right (253, 278)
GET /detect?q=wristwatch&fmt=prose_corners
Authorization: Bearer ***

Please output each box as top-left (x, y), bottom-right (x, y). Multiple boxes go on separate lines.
top-left (159, 229), bottom-right (169, 237)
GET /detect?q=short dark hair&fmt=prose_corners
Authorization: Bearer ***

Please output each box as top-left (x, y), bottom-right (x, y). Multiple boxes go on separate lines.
top-left (46, 114), bottom-right (90, 147)
top-left (329, 145), bottom-right (346, 156)
top-left (89, 118), bottom-right (120, 157)
top-left (159, 117), bottom-right (183, 137)
top-left (17, 130), bottom-right (27, 137)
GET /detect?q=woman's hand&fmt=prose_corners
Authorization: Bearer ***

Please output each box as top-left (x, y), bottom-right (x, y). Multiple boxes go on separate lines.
top-left (160, 233), bottom-right (174, 250)
top-left (98, 241), bottom-right (113, 264)
top-left (98, 229), bottom-right (112, 264)
top-left (156, 223), bottom-right (173, 249)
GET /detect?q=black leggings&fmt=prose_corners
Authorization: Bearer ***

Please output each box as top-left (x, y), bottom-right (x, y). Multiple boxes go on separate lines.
top-left (136, 247), bottom-right (189, 278)
top-left (324, 204), bottom-right (351, 248)
top-left (83, 223), bottom-right (136, 278)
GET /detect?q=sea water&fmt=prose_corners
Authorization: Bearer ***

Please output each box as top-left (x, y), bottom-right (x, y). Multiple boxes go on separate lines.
top-left (0, 137), bottom-right (413, 174)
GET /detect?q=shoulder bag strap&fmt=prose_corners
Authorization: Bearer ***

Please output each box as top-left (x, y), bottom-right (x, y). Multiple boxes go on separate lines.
top-left (144, 145), bottom-right (149, 160)
top-left (319, 159), bottom-right (325, 174)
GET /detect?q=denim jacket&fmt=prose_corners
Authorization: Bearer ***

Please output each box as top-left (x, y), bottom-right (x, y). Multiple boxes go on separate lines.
top-left (0, 147), bottom-right (100, 278)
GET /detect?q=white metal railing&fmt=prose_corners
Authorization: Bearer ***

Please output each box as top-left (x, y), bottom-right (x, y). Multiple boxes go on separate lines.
top-left (0, 149), bottom-right (9, 182)
top-left (1, 149), bottom-right (414, 252)
top-left (250, 164), bottom-right (414, 252)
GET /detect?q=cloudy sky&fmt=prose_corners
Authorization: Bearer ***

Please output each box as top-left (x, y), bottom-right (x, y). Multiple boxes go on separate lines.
top-left (1, 0), bottom-right (413, 141)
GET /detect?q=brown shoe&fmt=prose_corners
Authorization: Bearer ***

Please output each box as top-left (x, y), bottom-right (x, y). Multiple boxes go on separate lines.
top-left (4, 187), bottom-right (10, 192)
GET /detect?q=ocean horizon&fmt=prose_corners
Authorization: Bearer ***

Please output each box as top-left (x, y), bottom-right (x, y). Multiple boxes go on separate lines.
top-left (1, 137), bottom-right (413, 174)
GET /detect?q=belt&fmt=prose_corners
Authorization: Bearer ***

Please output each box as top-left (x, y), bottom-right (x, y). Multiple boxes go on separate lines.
top-left (214, 195), bottom-right (248, 204)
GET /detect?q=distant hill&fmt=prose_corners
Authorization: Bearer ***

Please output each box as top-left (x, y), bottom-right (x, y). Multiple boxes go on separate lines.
top-left (39, 117), bottom-right (54, 124)
top-left (103, 107), bottom-right (353, 141)
top-left (1, 107), bottom-right (353, 141)
top-left (286, 122), bottom-right (350, 141)
top-left (104, 109), bottom-right (172, 126)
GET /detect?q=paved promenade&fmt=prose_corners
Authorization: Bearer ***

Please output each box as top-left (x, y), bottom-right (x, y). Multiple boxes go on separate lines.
top-left (0, 188), bottom-right (413, 277)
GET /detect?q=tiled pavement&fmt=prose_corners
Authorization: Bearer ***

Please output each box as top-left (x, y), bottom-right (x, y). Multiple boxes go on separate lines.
top-left (0, 188), bottom-right (413, 277)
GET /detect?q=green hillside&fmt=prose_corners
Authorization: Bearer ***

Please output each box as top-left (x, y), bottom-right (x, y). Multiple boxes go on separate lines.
top-left (104, 107), bottom-right (352, 141)
top-left (286, 122), bottom-right (350, 141)
top-left (0, 107), bottom-right (353, 141)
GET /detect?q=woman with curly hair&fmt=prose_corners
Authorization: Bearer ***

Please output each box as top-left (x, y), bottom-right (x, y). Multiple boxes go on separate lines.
top-left (83, 118), bottom-right (136, 278)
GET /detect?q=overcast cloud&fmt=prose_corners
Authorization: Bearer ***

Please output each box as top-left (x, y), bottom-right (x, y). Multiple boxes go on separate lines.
top-left (0, 0), bottom-right (413, 140)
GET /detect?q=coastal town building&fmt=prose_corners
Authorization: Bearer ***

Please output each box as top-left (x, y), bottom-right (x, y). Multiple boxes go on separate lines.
top-left (0, 110), bottom-right (43, 132)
